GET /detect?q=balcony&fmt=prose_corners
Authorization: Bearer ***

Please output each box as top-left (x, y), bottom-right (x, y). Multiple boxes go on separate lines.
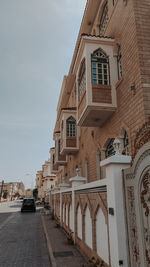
top-left (50, 148), bottom-right (58, 174)
top-left (60, 109), bottom-right (79, 155)
top-left (54, 132), bottom-right (67, 166)
top-left (75, 35), bottom-right (118, 127)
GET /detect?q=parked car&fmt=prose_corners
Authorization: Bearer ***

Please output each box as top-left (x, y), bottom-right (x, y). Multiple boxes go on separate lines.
top-left (21, 198), bottom-right (36, 212)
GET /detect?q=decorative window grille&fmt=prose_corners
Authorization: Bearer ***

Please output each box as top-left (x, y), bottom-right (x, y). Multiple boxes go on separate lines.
top-left (117, 45), bottom-right (122, 80)
top-left (99, 2), bottom-right (109, 35)
top-left (91, 49), bottom-right (110, 85)
top-left (66, 116), bottom-right (76, 137)
top-left (105, 138), bottom-right (115, 158)
top-left (78, 58), bottom-right (86, 101)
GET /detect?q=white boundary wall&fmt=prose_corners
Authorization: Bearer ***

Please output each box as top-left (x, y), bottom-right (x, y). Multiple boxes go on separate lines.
top-left (51, 154), bottom-right (131, 267)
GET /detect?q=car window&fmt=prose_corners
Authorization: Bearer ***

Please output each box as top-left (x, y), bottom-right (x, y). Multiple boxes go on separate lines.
top-left (23, 199), bottom-right (34, 204)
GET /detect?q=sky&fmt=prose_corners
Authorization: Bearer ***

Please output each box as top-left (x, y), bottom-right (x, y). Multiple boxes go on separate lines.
top-left (0, 0), bottom-right (87, 189)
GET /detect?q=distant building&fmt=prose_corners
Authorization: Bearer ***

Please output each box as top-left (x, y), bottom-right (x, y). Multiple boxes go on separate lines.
top-left (36, 159), bottom-right (56, 201)
top-left (0, 181), bottom-right (25, 201)
top-left (25, 189), bottom-right (33, 198)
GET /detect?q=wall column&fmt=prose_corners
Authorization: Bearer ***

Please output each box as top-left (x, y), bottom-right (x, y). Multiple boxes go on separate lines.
top-left (100, 154), bottom-right (131, 267)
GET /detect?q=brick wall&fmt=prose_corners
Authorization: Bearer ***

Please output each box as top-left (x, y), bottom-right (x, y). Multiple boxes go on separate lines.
top-left (92, 85), bottom-right (112, 104)
top-left (133, 0), bottom-right (150, 121)
top-left (60, 0), bottom-right (150, 183)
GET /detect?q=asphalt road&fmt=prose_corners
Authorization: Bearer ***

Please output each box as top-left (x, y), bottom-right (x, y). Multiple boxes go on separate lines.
top-left (0, 201), bottom-right (51, 267)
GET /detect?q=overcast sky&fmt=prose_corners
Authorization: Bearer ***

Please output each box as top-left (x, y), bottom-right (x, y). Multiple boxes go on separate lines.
top-left (0, 0), bottom-right (86, 189)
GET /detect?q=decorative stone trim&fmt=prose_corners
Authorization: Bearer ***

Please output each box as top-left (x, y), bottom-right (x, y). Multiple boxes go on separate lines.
top-left (132, 117), bottom-right (150, 164)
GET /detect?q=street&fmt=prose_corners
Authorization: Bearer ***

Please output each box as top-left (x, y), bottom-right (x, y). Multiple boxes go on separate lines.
top-left (0, 201), bottom-right (51, 267)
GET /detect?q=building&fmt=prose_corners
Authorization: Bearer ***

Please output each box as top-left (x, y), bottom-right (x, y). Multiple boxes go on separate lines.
top-left (0, 181), bottom-right (25, 201)
top-left (25, 189), bottom-right (33, 198)
top-left (36, 159), bottom-right (56, 201)
top-left (48, 0), bottom-right (150, 266)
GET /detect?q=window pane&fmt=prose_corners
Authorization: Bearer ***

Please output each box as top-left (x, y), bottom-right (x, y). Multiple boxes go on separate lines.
top-left (98, 80), bottom-right (102, 84)
top-left (92, 74), bottom-right (96, 79)
top-left (92, 79), bottom-right (97, 84)
top-left (92, 68), bottom-right (96, 74)
top-left (98, 69), bottom-right (102, 74)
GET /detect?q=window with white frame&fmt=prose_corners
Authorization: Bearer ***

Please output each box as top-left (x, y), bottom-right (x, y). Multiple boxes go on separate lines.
top-left (117, 44), bottom-right (122, 80)
top-left (66, 116), bottom-right (76, 137)
top-left (78, 58), bottom-right (86, 101)
top-left (91, 49), bottom-right (110, 85)
top-left (99, 2), bottom-right (109, 35)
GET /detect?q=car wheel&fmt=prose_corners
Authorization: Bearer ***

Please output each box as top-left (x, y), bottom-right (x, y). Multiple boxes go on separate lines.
top-left (21, 209), bottom-right (23, 212)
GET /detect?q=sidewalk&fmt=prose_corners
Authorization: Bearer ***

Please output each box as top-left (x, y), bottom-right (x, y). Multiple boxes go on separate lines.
top-left (41, 213), bottom-right (88, 267)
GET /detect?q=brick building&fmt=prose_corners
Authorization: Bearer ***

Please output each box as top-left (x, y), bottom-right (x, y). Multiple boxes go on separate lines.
top-left (48, 1), bottom-right (150, 266)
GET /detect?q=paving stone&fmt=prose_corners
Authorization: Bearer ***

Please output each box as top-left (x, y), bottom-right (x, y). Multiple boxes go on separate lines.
top-left (0, 208), bottom-right (50, 267)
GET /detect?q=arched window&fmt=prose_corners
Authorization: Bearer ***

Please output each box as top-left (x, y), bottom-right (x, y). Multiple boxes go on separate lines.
top-left (66, 116), bottom-right (76, 137)
top-left (52, 154), bottom-right (55, 165)
top-left (97, 149), bottom-right (101, 179)
top-left (105, 138), bottom-right (115, 158)
top-left (117, 44), bottom-right (122, 80)
top-left (99, 2), bottom-right (109, 35)
top-left (58, 139), bottom-right (61, 153)
top-left (78, 58), bottom-right (86, 101)
top-left (85, 159), bottom-right (89, 181)
top-left (91, 49), bottom-right (109, 85)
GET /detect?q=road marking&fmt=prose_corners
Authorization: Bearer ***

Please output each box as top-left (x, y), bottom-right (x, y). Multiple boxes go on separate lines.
top-left (0, 213), bottom-right (16, 230)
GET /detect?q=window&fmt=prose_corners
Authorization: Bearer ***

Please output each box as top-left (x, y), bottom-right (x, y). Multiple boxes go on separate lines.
top-left (58, 140), bottom-right (61, 153)
top-left (112, 0), bottom-right (117, 6)
top-left (66, 116), bottom-right (76, 137)
top-left (97, 149), bottom-right (101, 179)
top-left (78, 58), bottom-right (86, 101)
top-left (91, 49), bottom-right (110, 85)
top-left (99, 2), bottom-right (109, 35)
top-left (105, 138), bottom-right (115, 158)
top-left (52, 154), bottom-right (55, 165)
top-left (117, 45), bottom-right (122, 79)
top-left (85, 159), bottom-right (88, 181)
top-left (61, 121), bottom-right (63, 140)
top-left (122, 130), bottom-right (129, 155)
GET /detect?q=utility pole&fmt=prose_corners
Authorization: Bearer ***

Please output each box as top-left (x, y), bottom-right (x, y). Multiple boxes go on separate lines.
top-left (0, 180), bottom-right (4, 202)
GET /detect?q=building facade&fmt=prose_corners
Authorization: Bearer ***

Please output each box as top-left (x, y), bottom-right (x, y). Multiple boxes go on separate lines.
top-left (36, 159), bottom-right (56, 201)
top-left (48, 0), bottom-right (150, 266)
top-left (0, 181), bottom-right (25, 201)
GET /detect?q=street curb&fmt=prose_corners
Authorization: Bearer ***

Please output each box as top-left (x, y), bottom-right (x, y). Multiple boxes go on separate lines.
top-left (41, 214), bottom-right (57, 267)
